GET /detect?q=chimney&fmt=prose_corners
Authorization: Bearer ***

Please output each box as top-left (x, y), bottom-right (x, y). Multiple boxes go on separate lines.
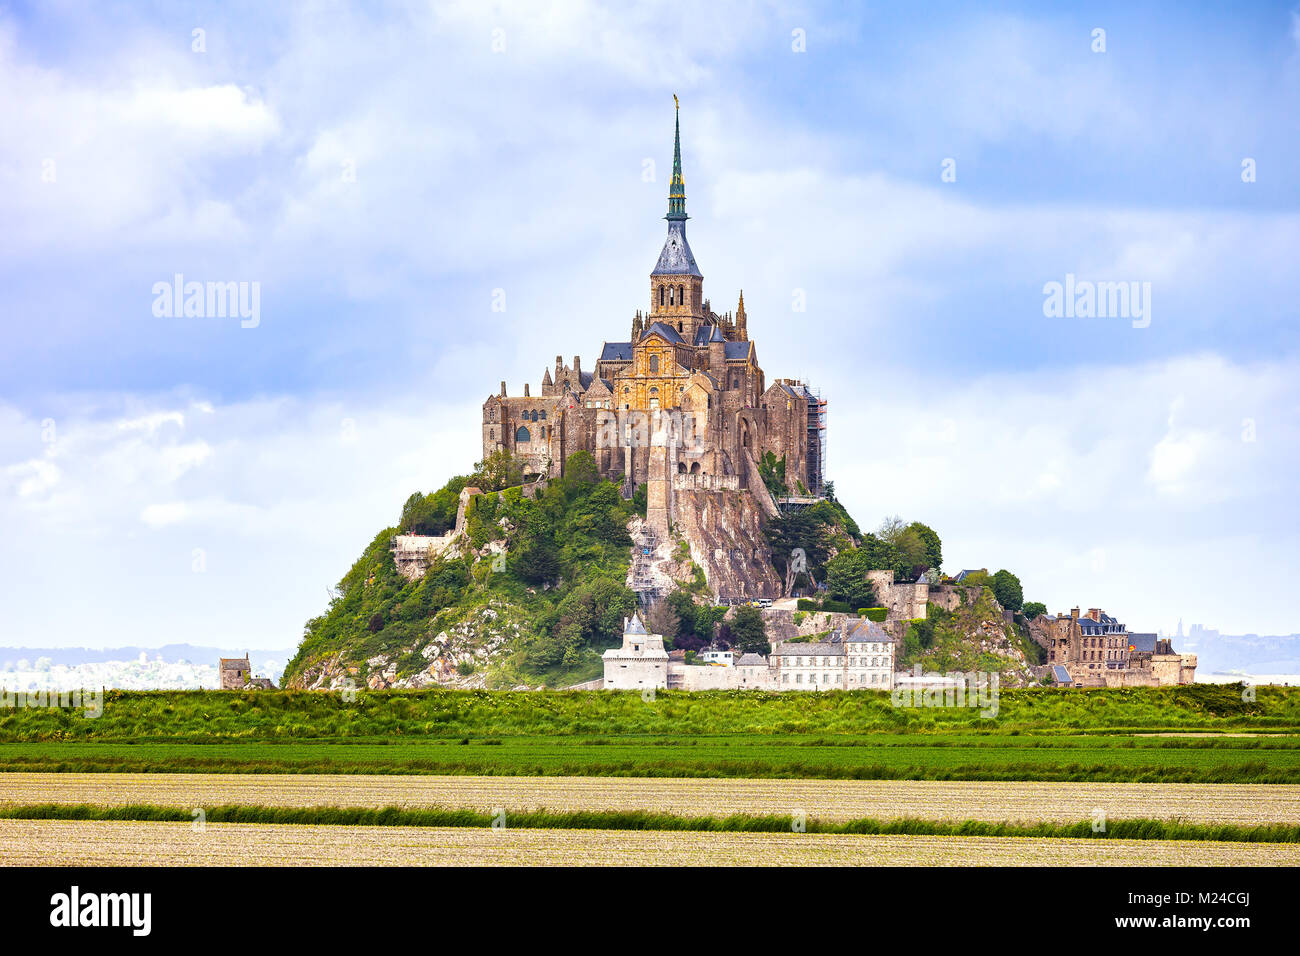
top-left (524, 383), bottom-right (530, 397)
top-left (573, 355), bottom-right (581, 376)
top-left (499, 381), bottom-right (506, 397)
top-left (1087, 608), bottom-right (1101, 621)
top-left (1070, 608), bottom-right (1080, 621)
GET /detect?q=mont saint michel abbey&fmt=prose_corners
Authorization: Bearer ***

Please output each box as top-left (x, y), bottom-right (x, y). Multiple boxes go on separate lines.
top-left (481, 101), bottom-right (826, 525)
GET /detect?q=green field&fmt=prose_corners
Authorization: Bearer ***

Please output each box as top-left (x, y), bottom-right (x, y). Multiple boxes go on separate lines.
top-left (3, 683), bottom-right (1297, 740)
top-left (3, 685), bottom-right (1297, 783)
top-left (3, 733), bottom-right (1300, 782)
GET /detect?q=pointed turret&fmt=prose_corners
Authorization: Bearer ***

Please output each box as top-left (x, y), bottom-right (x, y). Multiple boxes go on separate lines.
top-left (736, 289), bottom-right (748, 341)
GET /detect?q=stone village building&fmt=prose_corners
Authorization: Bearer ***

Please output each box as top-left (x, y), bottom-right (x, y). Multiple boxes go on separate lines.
top-left (219, 655), bottom-right (276, 690)
top-left (1042, 607), bottom-right (1196, 687)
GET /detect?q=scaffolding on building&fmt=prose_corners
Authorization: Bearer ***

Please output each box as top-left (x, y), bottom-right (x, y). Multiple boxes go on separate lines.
top-left (801, 383), bottom-right (827, 497)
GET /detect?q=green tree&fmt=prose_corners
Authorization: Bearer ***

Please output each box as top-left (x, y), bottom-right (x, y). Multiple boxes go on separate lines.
top-left (991, 569), bottom-right (1024, 612)
top-left (473, 450), bottom-right (524, 492)
top-left (824, 549), bottom-right (877, 609)
top-left (727, 605), bottom-right (770, 656)
top-left (1022, 600), bottom-right (1047, 619)
top-left (513, 537), bottom-right (560, 585)
top-left (564, 450), bottom-right (600, 486)
top-left (907, 521), bottom-right (943, 574)
top-left (758, 451), bottom-right (788, 499)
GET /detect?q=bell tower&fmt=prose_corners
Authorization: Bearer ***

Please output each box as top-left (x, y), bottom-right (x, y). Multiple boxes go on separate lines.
top-left (650, 96), bottom-right (704, 341)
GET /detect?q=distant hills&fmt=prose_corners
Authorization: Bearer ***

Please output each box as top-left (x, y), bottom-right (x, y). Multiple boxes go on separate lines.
top-left (0, 645), bottom-right (293, 669)
top-left (1183, 626), bottom-right (1300, 676)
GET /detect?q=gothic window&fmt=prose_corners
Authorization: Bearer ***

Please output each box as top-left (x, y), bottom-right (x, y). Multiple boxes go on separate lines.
top-left (668, 286), bottom-right (675, 305)
top-left (530, 410), bottom-right (539, 422)
top-left (489, 429), bottom-right (494, 440)
top-left (515, 426), bottom-right (530, 443)
top-left (539, 410), bottom-right (547, 420)
top-left (678, 284), bottom-right (684, 305)
top-left (649, 355), bottom-right (659, 373)
top-left (659, 286), bottom-right (665, 306)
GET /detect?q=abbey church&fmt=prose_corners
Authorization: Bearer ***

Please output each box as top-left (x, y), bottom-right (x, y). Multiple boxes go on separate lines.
top-left (482, 102), bottom-right (825, 555)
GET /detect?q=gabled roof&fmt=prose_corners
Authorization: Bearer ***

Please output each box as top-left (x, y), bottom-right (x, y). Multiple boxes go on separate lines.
top-left (625, 615), bottom-right (647, 635)
top-left (735, 653), bottom-right (768, 667)
top-left (724, 341), bottom-right (751, 360)
top-left (600, 342), bottom-right (633, 362)
top-left (1051, 664), bottom-right (1072, 683)
top-left (643, 321), bottom-right (685, 344)
top-left (578, 370), bottom-right (594, 389)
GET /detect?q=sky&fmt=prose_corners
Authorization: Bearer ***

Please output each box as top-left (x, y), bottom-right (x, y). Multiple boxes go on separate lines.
top-left (1, 0), bottom-right (1298, 649)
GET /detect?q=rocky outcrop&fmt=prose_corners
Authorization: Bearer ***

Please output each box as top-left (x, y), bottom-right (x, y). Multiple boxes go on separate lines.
top-left (672, 487), bottom-right (781, 600)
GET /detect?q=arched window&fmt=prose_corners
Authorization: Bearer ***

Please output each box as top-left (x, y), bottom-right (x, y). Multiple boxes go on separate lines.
top-left (659, 286), bottom-right (665, 306)
top-left (530, 410), bottom-right (539, 422)
top-left (539, 410), bottom-right (546, 420)
top-left (489, 428), bottom-right (494, 440)
top-left (649, 355), bottom-right (659, 373)
top-left (489, 407), bottom-right (496, 422)
top-left (678, 284), bottom-right (684, 305)
top-left (515, 426), bottom-right (530, 443)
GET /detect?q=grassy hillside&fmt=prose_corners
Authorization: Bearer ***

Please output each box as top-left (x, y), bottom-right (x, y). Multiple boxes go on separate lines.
top-left (282, 452), bottom-right (642, 690)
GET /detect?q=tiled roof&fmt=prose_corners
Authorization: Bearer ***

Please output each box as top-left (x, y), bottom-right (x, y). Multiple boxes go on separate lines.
top-left (844, 620), bottom-right (890, 642)
top-left (1052, 664), bottom-right (1072, 683)
top-left (773, 642), bottom-right (844, 657)
top-left (651, 221), bottom-right (702, 277)
top-left (643, 322), bottom-right (685, 344)
top-left (600, 342), bottom-right (633, 361)
top-left (735, 653), bottom-right (768, 667)
top-left (1129, 633), bottom-right (1158, 654)
top-left (724, 341), bottom-right (751, 360)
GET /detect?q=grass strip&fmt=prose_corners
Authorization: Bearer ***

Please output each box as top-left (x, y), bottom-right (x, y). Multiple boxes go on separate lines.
top-left (3, 803), bottom-right (1298, 844)
top-left (1, 757), bottom-right (1297, 783)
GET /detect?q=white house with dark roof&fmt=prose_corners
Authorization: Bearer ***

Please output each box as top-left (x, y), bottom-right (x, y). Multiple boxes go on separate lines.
top-left (771, 621), bottom-right (895, 691)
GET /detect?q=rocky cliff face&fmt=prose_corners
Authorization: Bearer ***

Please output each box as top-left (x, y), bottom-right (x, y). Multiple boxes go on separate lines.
top-left (672, 488), bottom-right (781, 600)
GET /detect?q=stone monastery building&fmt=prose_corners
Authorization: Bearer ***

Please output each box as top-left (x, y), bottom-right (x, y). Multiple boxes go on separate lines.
top-left (481, 101), bottom-right (825, 514)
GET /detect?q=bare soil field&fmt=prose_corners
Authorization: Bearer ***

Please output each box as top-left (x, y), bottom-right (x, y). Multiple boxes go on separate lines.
top-left (1, 818), bottom-right (1295, 866)
top-left (3, 772), bottom-right (1296, 826)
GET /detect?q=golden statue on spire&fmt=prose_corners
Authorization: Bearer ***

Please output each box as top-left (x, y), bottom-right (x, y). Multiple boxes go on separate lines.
top-left (673, 93), bottom-right (679, 110)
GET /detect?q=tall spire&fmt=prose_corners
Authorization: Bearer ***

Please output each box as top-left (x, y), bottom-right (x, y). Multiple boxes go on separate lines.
top-left (667, 94), bottom-right (687, 222)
